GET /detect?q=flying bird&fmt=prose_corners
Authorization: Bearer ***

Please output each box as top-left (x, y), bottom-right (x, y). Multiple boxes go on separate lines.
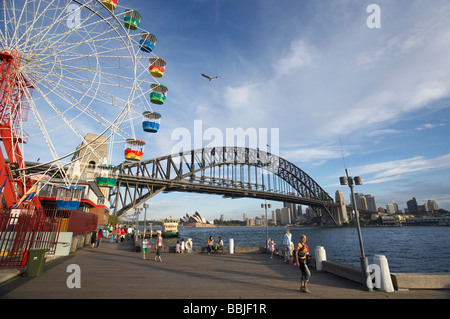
top-left (201, 73), bottom-right (218, 81)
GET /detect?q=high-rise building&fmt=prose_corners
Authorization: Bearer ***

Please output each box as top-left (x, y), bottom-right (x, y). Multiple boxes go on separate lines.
top-left (386, 203), bottom-right (396, 214)
top-left (407, 197), bottom-right (419, 213)
top-left (283, 201), bottom-right (296, 221)
top-left (335, 190), bottom-right (349, 224)
top-left (280, 207), bottom-right (291, 225)
top-left (353, 193), bottom-right (377, 212)
top-left (427, 199), bottom-right (439, 211)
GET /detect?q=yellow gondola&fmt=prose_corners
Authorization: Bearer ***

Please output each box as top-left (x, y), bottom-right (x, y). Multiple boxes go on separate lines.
top-left (149, 57), bottom-right (166, 78)
top-left (102, 0), bottom-right (118, 10)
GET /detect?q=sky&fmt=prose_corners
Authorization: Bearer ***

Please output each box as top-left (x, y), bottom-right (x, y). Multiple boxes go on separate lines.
top-left (6, 0), bottom-right (450, 221)
top-left (114, 0), bottom-right (450, 221)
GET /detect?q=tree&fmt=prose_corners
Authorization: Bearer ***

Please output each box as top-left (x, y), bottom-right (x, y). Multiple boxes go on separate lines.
top-left (108, 214), bottom-right (120, 225)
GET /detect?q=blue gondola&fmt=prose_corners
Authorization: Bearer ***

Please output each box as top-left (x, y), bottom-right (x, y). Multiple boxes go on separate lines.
top-left (139, 32), bottom-right (157, 52)
top-left (142, 111), bottom-right (161, 133)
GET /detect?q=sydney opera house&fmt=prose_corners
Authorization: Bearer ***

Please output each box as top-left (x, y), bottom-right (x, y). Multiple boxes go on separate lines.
top-left (180, 211), bottom-right (215, 227)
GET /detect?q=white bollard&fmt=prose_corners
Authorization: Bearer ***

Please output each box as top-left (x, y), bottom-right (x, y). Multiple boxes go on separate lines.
top-left (229, 238), bottom-right (234, 254)
top-left (315, 246), bottom-right (326, 271)
top-left (373, 255), bottom-right (394, 292)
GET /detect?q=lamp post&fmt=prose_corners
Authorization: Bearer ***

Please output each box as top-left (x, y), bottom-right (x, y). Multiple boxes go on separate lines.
top-left (261, 201), bottom-right (271, 250)
top-left (143, 203), bottom-right (149, 238)
top-left (134, 208), bottom-right (141, 246)
top-left (340, 169), bottom-right (372, 292)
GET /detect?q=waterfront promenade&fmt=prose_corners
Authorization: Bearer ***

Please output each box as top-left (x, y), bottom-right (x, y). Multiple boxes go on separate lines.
top-left (0, 239), bottom-right (449, 300)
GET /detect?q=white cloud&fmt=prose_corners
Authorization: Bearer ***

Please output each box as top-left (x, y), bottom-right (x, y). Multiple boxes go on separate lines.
top-left (281, 147), bottom-right (343, 164)
top-left (353, 154), bottom-right (450, 184)
top-left (273, 39), bottom-right (315, 77)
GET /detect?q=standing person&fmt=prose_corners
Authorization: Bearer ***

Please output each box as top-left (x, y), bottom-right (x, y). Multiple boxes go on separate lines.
top-left (207, 236), bottom-right (215, 255)
top-left (268, 238), bottom-right (275, 259)
top-left (154, 231), bottom-right (164, 262)
top-left (296, 234), bottom-right (311, 293)
top-left (90, 229), bottom-right (97, 248)
top-left (115, 227), bottom-right (121, 244)
top-left (180, 238), bottom-right (185, 253)
top-left (283, 229), bottom-right (292, 263)
top-left (142, 236), bottom-right (150, 260)
top-left (96, 228), bottom-right (103, 248)
top-left (120, 228), bottom-right (125, 243)
top-left (186, 238), bottom-right (193, 253)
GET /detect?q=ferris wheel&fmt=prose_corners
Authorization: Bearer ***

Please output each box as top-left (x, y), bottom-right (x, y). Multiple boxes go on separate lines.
top-left (0, 0), bottom-right (168, 207)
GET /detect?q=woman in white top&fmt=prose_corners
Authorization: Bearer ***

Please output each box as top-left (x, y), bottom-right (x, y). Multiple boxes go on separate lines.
top-left (154, 232), bottom-right (164, 262)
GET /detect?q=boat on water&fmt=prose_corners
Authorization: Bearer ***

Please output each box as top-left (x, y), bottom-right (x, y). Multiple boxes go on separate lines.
top-left (162, 218), bottom-right (180, 238)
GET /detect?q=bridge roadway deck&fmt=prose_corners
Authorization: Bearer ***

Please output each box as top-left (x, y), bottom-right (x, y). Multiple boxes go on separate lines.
top-left (1, 239), bottom-right (449, 301)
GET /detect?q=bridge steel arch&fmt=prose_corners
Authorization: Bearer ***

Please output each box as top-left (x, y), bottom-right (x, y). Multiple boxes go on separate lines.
top-left (110, 146), bottom-right (341, 225)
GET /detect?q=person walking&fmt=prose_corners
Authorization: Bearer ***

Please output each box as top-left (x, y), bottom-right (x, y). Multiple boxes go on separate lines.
top-left (90, 229), bottom-right (97, 248)
top-left (268, 238), bottom-right (275, 259)
top-left (142, 236), bottom-right (150, 260)
top-left (96, 228), bottom-right (103, 248)
top-left (296, 234), bottom-right (311, 293)
top-left (283, 229), bottom-right (292, 263)
top-left (154, 231), bottom-right (164, 262)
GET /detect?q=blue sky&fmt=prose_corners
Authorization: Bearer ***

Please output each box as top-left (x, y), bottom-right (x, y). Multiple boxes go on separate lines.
top-left (124, 0), bottom-right (450, 220)
top-left (6, 0), bottom-right (450, 221)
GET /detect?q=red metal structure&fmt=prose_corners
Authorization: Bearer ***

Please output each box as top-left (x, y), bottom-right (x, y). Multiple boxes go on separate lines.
top-left (0, 50), bottom-right (54, 268)
top-left (0, 50), bottom-right (40, 209)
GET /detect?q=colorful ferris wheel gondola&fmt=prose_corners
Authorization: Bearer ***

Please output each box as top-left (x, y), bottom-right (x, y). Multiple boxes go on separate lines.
top-left (140, 32), bottom-right (157, 53)
top-left (124, 9), bottom-right (141, 30)
top-left (149, 57), bottom-right (166, 78)
top-left (56, 185), bottom-right (83, 210)
top-left (142, 111), bottom-right (161, 133)
top-left (102, 0), bottom-right (118, 11)
top-left (95, 164), bottom-right (119, 188)
top-left (124, 138), bottom-right (145, 161)
top-left (150, 83), bottom-right (168, 105)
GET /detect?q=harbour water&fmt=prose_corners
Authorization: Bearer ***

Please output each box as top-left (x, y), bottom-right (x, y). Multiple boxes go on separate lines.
top-left (147, 225), bottom-right (449, 274)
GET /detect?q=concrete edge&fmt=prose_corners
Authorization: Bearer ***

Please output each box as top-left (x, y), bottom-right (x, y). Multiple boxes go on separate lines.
top-left (390, 273), bottom-right (450, 290)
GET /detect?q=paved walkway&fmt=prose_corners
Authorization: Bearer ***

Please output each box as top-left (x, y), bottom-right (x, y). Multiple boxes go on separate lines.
top-left (1, 239), bottom-right (449, 300)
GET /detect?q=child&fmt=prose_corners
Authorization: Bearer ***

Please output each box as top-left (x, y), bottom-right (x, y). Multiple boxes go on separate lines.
top-left (142, 237), bottom-right (150, 260)
top-left (268, 238), bottom-right (275, 259)
top-left (175, 241), bottom-right (181, 253)
top-left (181, 238), bottom-right (185, 253)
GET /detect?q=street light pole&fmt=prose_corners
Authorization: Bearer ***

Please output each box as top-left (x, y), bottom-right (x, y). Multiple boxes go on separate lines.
top-left (261, 201), bottom-right (271, 251)
top-left (143, 203), bottom-right (149, 238)
top-left (340, 169), bottom-right (372, 292)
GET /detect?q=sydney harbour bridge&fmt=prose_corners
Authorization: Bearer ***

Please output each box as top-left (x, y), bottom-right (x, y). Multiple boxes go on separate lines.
top-left (109, 146), bottom-right (350, 226)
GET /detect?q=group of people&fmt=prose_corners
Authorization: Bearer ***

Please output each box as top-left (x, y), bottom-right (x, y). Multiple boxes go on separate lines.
top-left (141, 231), bottom-right (165, 262)
top-left (90, 224), bottom-right (133, 248)
top-left (207, 236), bottom-right (223, 254)
top-left (175, 238), bottom-right (193, 254)
top-left (282, 229), bottom-right (311, 293)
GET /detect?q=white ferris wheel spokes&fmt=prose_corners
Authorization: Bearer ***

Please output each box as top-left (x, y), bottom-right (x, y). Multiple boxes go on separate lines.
top-left (0, 0), bottom-right (162, 181)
